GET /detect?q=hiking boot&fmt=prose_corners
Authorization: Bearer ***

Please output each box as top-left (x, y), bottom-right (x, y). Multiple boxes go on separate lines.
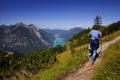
top-left (91, 61), bottom-right (94, 65)
top-left (89, 49), bottom-right (91, 53)
top-left (90, 58), bottom-right (94, 65)
top-left (89, 54), bottom-right (91, 57)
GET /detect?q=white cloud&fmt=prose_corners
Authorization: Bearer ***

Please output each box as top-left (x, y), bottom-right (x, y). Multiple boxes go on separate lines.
top-left (36, 23), bottom-right (91, 30)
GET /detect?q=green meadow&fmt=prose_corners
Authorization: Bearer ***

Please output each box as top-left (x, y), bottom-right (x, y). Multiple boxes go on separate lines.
top-left (92, 38), bottom-right (120, 80)
top-left (30, 45), bottom-right (88, 80)
top-left (30, 30), bottom-right (120, 80)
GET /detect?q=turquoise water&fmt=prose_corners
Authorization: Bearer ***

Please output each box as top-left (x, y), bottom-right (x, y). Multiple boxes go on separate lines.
top-left (53, 37), bottom-right (66, 47)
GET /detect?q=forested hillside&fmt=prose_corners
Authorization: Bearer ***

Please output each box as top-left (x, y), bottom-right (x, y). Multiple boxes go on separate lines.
top-left (0, 45), bottom-right (66, 80)
top-left (30, 21), bottom-right (120, 80)
top-left (69, 21), bottom-right (120, 48)
top-left (0, 21), bottom-right (120, 80)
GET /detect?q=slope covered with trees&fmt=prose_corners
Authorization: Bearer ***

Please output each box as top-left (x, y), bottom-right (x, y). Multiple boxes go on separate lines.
top-left (0, 20), bottom-right (120, 80)
top-left (0, 45), bottom-right (66, 80)
top-left (69, 21), bottom-right (120, 48)
top-left (30, 20), bottom-right (120, 80)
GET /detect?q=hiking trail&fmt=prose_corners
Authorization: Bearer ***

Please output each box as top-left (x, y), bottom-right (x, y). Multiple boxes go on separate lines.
top-left (63, 36), bottom-right (120, 80)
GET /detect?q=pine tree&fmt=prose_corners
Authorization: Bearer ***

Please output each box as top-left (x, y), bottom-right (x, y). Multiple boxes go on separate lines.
top-left (94, 15), bottom-right (102, 27)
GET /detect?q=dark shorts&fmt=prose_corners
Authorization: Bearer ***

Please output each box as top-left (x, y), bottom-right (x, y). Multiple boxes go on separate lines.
top-left (90, 39), bottom-right (99, 50)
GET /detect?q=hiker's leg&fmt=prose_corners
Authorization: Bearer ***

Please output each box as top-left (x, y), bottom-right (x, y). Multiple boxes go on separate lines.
top-left (88, 44), bottom-right (93, 57)
top-left (95, 40), bottom-right (99, 57)
top-left (91, 40), bottom-right (99, 61)
top-left (88, 44), bottom-right (91, 52)
top-left (91, 50), bottom-right (97, 61)
top-left (90, 40), bottom-right (94, 56)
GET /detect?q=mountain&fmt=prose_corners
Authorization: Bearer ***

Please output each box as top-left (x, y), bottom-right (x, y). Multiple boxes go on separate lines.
top-left (43, 29), bottom-right (66, 37)
top-left (60, 27), bottom-right (85, 41)
top-left (0, 22), bottom-right (54, 54)
top-left (43, 27), bottom-right (85, 41)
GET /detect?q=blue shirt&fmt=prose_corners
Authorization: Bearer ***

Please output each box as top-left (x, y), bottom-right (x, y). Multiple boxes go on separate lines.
top-left (89, 30), bottom-right (101, 39)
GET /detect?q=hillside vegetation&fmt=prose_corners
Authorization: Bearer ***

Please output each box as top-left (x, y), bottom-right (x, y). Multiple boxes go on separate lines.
top-left (30, 30), bottom-right (120, 80)
top-left (69, 21), bottom-right (120, 48)
top-left (0, 21), bottom-right (120, 80)
top-left (30, 21), bottom-right (120, 80)
top-left (92, 39), bottom-right (120, 80)
top-left (30, 45), bottom-right (88, 80)
top-left (0, 45), bottom-right (65, 80)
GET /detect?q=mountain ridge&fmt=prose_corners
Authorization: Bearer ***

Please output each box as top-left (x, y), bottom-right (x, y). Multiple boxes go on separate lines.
top-left (0, 22), bottom-right (54, 54)
top-left (43, 27), bottom-right (85, 41)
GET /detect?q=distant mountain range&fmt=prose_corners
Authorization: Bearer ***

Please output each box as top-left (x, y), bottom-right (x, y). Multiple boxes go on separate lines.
top-left (0, 22), bottom-right (85, 54)
top-left (43, 29), bottom-right (66, 37)
top-left (0, 22), bottom-right (54, 54)
top-left (60, 27), bottom-right (85, 41)
top-left (43, 27), bottom-right (85, 41)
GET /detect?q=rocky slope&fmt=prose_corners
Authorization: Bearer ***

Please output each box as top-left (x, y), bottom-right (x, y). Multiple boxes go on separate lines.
top-left (0, 22), bottom-right (54, 54)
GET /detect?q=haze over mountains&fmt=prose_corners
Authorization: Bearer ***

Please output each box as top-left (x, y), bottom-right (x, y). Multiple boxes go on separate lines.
top-left (43, 27), bottom-right (85, 41)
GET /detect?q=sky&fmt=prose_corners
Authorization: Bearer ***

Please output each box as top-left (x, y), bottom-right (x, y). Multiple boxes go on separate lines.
top-left (0, 0), bottom-right (120, 30)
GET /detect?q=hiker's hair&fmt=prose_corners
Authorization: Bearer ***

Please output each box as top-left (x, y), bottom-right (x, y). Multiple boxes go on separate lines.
top-left (93, 25), bottom-right (98, 30)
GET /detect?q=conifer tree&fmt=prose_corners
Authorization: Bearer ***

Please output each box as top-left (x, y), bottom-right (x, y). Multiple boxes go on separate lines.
top-left (94, 15), bottom-right (102, 27)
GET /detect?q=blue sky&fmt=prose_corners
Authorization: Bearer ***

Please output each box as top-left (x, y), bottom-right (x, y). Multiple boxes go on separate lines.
top-left (0, 0), bottom-right (120, 30)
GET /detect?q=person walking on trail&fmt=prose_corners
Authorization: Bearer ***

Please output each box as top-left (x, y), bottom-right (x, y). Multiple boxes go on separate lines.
top-left (89, 25), bottom-right (102, 64)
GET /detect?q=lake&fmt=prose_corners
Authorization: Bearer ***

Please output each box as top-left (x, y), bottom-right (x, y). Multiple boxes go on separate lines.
top-left (53, 37), bottom-right (66, 47)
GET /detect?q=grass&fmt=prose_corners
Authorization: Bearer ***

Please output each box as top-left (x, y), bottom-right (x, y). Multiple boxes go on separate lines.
top-left (92, 39), bottom-right (120, 80)
top-left (30, 30), bottom-right (120, 80)
top-left (30, 45), bottom-right (88, 80)
top-left (101, 30), bottom-right (120, 43)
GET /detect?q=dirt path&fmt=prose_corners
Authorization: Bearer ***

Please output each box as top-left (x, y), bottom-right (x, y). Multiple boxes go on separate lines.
top-left (63, 36), bottom-right (120, 80)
